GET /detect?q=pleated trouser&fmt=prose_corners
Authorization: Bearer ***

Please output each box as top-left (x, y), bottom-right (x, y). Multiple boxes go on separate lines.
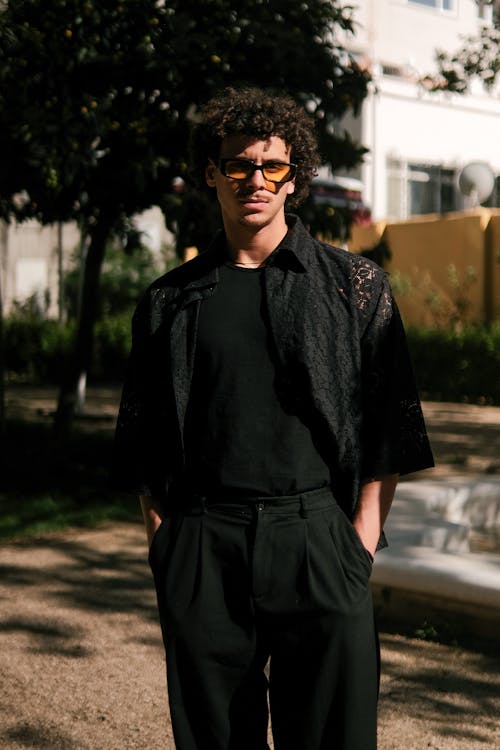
top-left (148, 487), bottom-right (379, 750)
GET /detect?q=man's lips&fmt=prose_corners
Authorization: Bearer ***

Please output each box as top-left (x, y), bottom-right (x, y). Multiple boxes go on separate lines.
top-left (238, 195), bottom-right (269, 205)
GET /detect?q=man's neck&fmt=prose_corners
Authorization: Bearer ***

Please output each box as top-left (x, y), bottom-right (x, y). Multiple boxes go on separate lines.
top-left (224, 216), bottom-right (289, 266)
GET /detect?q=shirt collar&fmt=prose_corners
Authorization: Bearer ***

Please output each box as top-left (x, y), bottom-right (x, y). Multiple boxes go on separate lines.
top-left (183, 213), bottom-right (312, 291)
top-left (267, 214), bottom-right (312, 272)
top-left (182, 234), bottom-right (225, 291)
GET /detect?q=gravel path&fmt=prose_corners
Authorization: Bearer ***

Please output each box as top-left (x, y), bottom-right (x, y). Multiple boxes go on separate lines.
top-left (1, 522), bottom-right (499, 750)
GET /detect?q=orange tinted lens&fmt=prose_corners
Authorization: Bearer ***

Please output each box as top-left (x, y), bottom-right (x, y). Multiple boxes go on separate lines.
top-left (263, 163), bottom-right (291, 181)
top-left (224, 160), bottom-right (253, 179)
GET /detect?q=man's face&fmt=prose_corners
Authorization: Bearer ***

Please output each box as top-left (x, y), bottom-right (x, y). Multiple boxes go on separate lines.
top-left (205, 135), bottom-right (295, 233)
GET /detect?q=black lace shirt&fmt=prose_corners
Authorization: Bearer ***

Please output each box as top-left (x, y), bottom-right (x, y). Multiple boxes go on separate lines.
top-left (112, 215), bottom-right (434, 518)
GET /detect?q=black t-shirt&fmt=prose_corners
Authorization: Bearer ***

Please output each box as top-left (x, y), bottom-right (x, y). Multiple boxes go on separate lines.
top-left (184, 262), bottom-right (330, 497)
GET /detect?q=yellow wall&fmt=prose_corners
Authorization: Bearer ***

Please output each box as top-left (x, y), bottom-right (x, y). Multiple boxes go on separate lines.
top-left (348, 222), bottom-right (386, 253)
top-left (485, 213), bottom-right (500, 323)
top-left (349, 209), bottom-right (500, 327)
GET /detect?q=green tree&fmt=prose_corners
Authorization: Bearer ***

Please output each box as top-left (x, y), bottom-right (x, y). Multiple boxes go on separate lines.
top-left (0, 0), bottom-right (179, 434)
top-left (64, 234), bottom-right (163, 322)
top-left (422, 0), bottom-right (500, 93)
top-left (0, 0), bottom-right (369, 434)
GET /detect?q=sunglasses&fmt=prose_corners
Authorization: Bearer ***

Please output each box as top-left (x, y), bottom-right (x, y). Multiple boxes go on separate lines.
top-left (218, 158), bottom-right (296, 184)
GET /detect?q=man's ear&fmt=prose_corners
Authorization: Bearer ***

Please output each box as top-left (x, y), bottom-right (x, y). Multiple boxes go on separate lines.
top-left (205, 161), bottom-right (217, 187)
top-left (286, 179), bottom-right (295, 196)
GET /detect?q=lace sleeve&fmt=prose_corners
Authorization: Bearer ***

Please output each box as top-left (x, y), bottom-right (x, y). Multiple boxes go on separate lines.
top-left (359, 274), bottom-right (434, 479)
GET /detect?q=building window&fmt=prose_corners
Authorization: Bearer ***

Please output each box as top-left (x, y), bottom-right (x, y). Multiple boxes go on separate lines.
top-left (409, 164), bottom-right (456, 215)
top-left (483, 176), bottom-right (500, 208)
top-left (387, 159), bottom-right (460, 219)
top-left (387, 158), bottom-right (500, 219)
top-left (476, 1), bottom-right (493, 23)
top-left (407, 0), bottom-right (454, 11)
top-left (381, 62), bottom-right (405, 78)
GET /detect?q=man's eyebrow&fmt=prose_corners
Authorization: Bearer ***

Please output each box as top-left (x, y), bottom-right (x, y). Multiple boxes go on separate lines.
top-left (225, 157), bottom-right (289, 162)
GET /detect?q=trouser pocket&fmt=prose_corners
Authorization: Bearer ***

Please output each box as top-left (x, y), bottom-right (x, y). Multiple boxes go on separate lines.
top-left (328, 500), bottom-right (374, 569)
top-left (148, 519), bottom-right (168, 569)
top-left (254, 499), bottom-right (373, 617)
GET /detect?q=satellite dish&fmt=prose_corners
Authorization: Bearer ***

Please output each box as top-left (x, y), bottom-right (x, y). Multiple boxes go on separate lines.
top-left (458, 161), bottom-right (495, 206)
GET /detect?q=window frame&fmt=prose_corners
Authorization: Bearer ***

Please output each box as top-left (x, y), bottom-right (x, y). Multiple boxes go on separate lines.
top-left (386, 158), bottom-right (463, 220)
top-left (406, 0), bottom-right (455, 12)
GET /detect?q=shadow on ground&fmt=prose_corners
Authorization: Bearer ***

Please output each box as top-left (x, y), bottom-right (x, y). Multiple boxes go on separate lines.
top-left (1, 390), bottom-right (500, 747)
top-left (0, 524), bottom-right (499, 749)
top-left (0, 523), bottom-right (159, 636)
top-left (0, 524), bottom-right (173, 750)
top-left (378, 632), bottom-right (499, 748)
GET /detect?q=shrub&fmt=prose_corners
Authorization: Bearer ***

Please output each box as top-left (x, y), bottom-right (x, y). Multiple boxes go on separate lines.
top-left (3, 311), bottom-right (130, 384)
top-left (407, 324), bottom-right (500, 405)
top-left (4, 314), bottom-right (74, 382)
top-left (4, 312), bottom-right (500, 406)
top-left (64, 241), bottom-right (162, 321)
top-left (92, 313), bottom-right (132, 381)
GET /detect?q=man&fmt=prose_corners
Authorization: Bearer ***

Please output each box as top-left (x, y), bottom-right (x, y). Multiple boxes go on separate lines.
top-left (113, 87), bottom-right (434, 750)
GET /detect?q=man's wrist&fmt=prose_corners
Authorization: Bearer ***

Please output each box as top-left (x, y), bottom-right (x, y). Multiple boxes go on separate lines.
top-left (140, 496), bottom-right (164, 548)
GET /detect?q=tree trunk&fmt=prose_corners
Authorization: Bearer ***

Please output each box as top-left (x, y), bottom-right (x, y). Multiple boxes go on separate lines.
top-left (0, 221), bottom-right (7, 437)
top-left (0, 258), bottom-right (5, 437)
top-left (57, 221), bottom-right (64, 323)
top-left (53, 220), bottom-right (110, 439)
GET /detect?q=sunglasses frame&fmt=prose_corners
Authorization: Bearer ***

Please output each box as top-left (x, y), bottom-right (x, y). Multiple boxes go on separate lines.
top-left (217, 158), bottom-right (297, 184)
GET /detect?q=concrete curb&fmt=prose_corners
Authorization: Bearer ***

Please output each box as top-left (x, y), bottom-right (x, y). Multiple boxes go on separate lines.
top-left (371, 478), bottom-right (500, 638)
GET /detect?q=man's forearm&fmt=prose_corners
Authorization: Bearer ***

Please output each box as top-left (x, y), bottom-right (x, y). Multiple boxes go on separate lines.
top-left (352, 474), bottom-right (399, 557)
top-left (139, 495), bottom-right (164, 548)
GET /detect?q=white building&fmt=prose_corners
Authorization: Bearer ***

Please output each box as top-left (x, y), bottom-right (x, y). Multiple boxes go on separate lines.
top-left (338, 0), bottom-right (500, 220)
top-left (0, 207), bottom-right (172, 318)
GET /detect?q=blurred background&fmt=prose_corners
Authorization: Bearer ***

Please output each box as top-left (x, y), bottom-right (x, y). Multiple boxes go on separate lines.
top-left (0, 0), bottom-right (499, 538)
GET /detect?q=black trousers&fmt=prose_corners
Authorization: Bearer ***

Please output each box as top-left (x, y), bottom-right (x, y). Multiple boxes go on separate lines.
top-left (148, 487), bottom-right (379, 750)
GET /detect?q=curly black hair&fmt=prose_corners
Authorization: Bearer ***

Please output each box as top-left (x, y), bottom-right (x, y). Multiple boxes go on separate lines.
top-left (189, 87), bottom-right (321, 208)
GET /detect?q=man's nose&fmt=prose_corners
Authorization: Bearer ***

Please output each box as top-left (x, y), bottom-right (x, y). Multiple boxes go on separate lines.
top-left (247, 165), bottom-right (266, 188)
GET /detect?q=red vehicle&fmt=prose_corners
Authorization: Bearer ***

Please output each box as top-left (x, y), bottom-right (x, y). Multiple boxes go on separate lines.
top-left (310, 176), bottom-right (372, 226)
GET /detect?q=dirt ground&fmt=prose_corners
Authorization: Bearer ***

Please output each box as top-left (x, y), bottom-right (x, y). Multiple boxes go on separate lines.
top-left (1, 523), bottom-right (499, 750)
top-left (1, 389), bottom-right (500, 749)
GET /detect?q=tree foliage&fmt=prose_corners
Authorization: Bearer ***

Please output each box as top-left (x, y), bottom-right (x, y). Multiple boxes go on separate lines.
top-left (0, 1), bottom-right (176, 228)
top-left (0, 0), bottom-right (370, 431)
top-left (0, 0), bottom-right (369, 228)
top-left (423, 0), bottom-right (500, 93)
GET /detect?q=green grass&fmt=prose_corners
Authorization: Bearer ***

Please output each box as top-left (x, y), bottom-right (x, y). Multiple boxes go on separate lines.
top-left (0, 418), bottom-right (140, 542)
top-left (0, 490), bottom-right (140, 541)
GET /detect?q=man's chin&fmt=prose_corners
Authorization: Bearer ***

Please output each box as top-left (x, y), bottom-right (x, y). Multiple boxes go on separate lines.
top-left (238, 213), bottom-right (271, 229)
